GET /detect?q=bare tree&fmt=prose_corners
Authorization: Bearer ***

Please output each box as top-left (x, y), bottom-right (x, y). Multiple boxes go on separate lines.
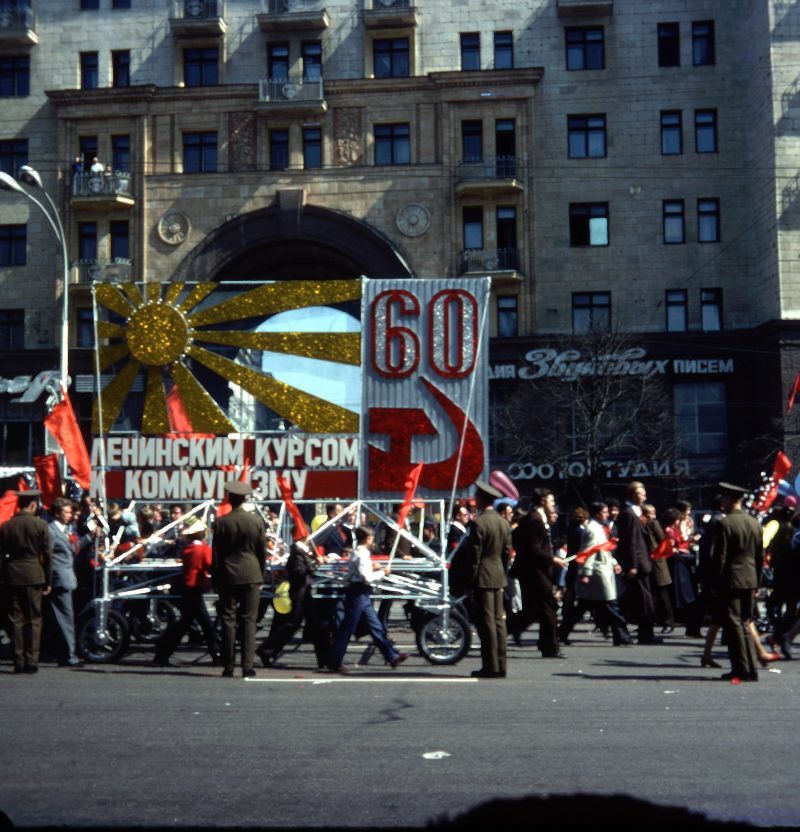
top-left (495, 328), bottom-right (679, 502)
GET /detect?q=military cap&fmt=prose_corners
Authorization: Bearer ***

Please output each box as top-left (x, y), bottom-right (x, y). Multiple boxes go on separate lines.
top-left (224, 480), bottom-right (252, 496)
top-left (14, 489), bottom-right (40, 498)
top-left (474, 480), bottom-right (503, 501)
top-left (717, 482), bottom-right (749, 497)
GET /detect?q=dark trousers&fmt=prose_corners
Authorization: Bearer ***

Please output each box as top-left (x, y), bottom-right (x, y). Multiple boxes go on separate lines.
top-left (1, 584), bottom-right (43, 669)
top-left (624, 573), bottom-right (655, 642)
top-left (474, 587), bottom-right (507, 674)
top-left (47, 586), bottom-right (77, 662)
top-left (510, 576), bottom-right (559, 654)
top-left (260, 585), bottom-right (328, 667)
top-left (723, 588), bottom-right (758, 678)
top-left (328, 583), bottom-right (398, 669)
top-left (653, 582), bottom-right (675, 628)
top-left (156, 587), bottom-right (220, 662)
top-left (219, 583), bottom-right (261, 672)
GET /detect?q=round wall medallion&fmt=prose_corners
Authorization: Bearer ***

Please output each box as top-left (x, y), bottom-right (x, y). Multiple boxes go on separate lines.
top-left (396, 203), bottom-right (430, 237)
top-left (157, 211), bottom-right (190, 246)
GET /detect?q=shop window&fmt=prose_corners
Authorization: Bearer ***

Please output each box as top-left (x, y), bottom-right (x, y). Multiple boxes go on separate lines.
top-left (568, 114), bottom-right (606, 158)
top-left (674, 382), bottom-right (727, 454)
top-left (572, 291), bottom-right (610, 333)
top-left (663, 200), bottom-right (685, 244)
top-left (0, 309), bottom-right (23, 349)
top-left (569, 202), bottom-right (609, 246)
top-left (565, 27), bottom-right (604, 71)
top-left (666, 289), bottom-right (687, 331)
top-left (460, 33), bottom-right (479, 71)
top-left (701, 288), bottom-right (722, 331)
top-left (658, 22), bottom-right (680, 67)
top-left (660, 110), bottom-right (682, 155)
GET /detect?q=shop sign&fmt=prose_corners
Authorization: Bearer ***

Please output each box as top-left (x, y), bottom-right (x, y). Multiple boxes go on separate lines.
top-left (507, 458), bottom-right (691, 481)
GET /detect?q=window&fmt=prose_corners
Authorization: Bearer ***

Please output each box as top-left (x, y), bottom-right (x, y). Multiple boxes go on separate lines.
top-left (496, 206), bottom-right (517, 268)
top-left (111, 135), bottom-right (130, 172)
top-left (268, 43), bottom-right (289, 80)
top-left (497, 296), bottom-right (518, 337)
top-left (112, 0), bottom-right (131, 8)
top-left (79, 136), bottom-right (97, 171)
top-left (110, 220), bottom-right (129, 261)
top-left (0, 309), bottom-right (23, 349)
top-left (569, 203), bottom-right (609, 246)
top-left (80, 0), bottom-right (99, 8)
top-left (698, 198), bottom-right (720, 242)
top-left (567, 114), bottom-right (606, 158)
top-left (0, 56), bottom-right (30, 97)
top-left (78, 222), bottom-right (97, 261)
top-left (692, 21), bottom-right (715, 66)
top-left (660, 111), bottom-right (682, 155)
top-left (461, 120), bottom-right (482, 162)
top-left (0, 139), bottom-right (27, 176)
top-left (565, 27), bottom-right (604, 71)
top-left (460, 33), bottom-right (480, 71)
top-left (572, 292), bottom-right (610, 333)
top-left (373, 37), bottom-right (409, 78)
top-left (663, 200), bottom-right (685, 244)
top-left (0, 225), bottom-right (25, 266)
top-left (302, 41), bottom-right (321, 81)
top-left (112, 50), bottom-right (130, 88)
top-left (80, 51), bottom-right (99, 90)
top-left (269, 129), bottom-right (288, 171)
top-left (695, 109), bottom-right (717, 153)
top-left (495, 118), bottom-right (516, 175)
top-left (184, 47), bottom-right (218, 87)
top-left (701, 288), bottom-right (722, 331)
top-left (183, 131), bottom-right (217, 173)
top-left (463, 206), bottom-right (483, 250)
top-left (303, 126), bottom-right (321, 169)
top-left (666, 289), bottom-right (687, 331)
top-left (374, 123), bottom-right (409, 166)
top-left (76, 308), bottom-right (95, 348)
top-left (674, 382), bottom-right (727, 454)
top-left (658, 22), bottom-right (680, 67)
top-left (494, 31), bottom-right (513, 69)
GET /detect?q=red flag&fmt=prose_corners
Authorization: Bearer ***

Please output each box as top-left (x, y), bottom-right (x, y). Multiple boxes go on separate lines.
top-left (787, 372), bottom-right (800, 415)
top-left (215, 459), bottom-right (251, 519)
top-left (752, 451), bottom-right (792, 514)
top-left (33, 453), bottom-right (62, 510)
top-left (277, 475), bottom-right (309, 541)
top-left (165, 385), bottom-right (214, 439)
top-left (0, 476), bottom-right (29, 525)
top-left (651, 537), bottom-right (675, 560)
top-left (43, 387), bottom-right (92, 489)
top-left (397, 462), bottom-right (423, 529)
top-left (573, 539), bottom-right (617, 565)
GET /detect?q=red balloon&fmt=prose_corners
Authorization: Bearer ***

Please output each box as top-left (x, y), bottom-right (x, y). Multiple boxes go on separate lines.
top-left (489, 469), bottom-right (519, 501)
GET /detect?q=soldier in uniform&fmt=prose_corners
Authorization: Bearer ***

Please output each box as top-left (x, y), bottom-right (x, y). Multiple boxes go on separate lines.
top-left (466, 480), bottom-right (512, 678)
top-left (0, 490), bottom-right (53, 673)
top-left (212, 480), bottom-right (267, 678)
top-left (712, 482), bottom-right (764, 683)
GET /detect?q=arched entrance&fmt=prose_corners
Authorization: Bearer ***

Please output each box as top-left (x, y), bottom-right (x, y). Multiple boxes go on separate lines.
top-left (171, 190), bottom-right (414, 282)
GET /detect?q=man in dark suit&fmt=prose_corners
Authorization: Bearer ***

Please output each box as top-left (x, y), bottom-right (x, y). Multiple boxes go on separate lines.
top-left (0, 490), bottom-right (52, 673)
top-left (47, 497), bottom-right (82, 666)
top-left (509, 488), bottom-right (566, 657)
top-left (712, 482), bottom-right (764, 682)
top-left (616, 480), bottom-right (659, 644)
top-left (212, 481), bottom-right (267, 678)
top-left (466, 480), bottom-right (512, 678)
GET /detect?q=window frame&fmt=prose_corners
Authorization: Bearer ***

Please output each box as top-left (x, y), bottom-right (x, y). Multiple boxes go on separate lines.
top-left (0, 224), bottom-right (26, 267)
top-left (374, 122), bottom-right (410, 166)
top-left (267, 42), bottom-right (289, 80)
top-left (673, 381), bottom-right (727, 455)
top-left (302, 126), bottom-right (322, 169)
top-left (0, 309), bottom-right (24, 350)
top-left (665, 289), bottom-right (688, 332)
top-left (572, 291), bottom-right (611, 333)
top-left (497, 295), bottom-right (518, 338)
top-left (111, 134), bottom-right (131, 172)
top-left (663, 199), bottom-right (685, 245)
top-left (565, 26), bottom-right (604, 71)
top-left (657, 22), bottom-right (680, 67)
top-left (302, 41), bottom-right (322, 81)
top-left (692, 20), bottom-right (715, 66)
top-left (269, 128), bottom-right (289, 171)
top-left (109, 220), bottom-right (130, 262)
top-left (461, 120), bottom-right (482, 162)
top-left (695, 109), bottom-right (718, 153)
top-left (373, 37), bottom-right (410, 79)
top-left (569, 202), bottom-right (609, 247)
top-left (112, 49), bottom-right (130, 88)
top-left (462, 206), bottom-right (483, 251)
top-left (183, 46), bottom-right (218, 87)
top-left (112, 0), bottom-right (132, 7)
top-left (182, 131), bottom-right (218, 173)
top-left (660, 110), bottom-right (682, 155)
top-left (460, 32), bottom-right (480, 71)
top-left (697, 197), bottom-right (720, 243)
top-left (700, 288), bottom-right (723, 331)
top-left (0, 138), bottom-right (28, 177)
top-left (78, 221), bottom-right (97, 262)
top-left (567, 113), bottom-right (606, 159)
top-left (76, 308), bottom-right (95, 349)
top-left (493, 30), bottom-right (513, 70)
top-left (80, 51), bottom-right (99, 90)
top-left (0, 56), bottom-right (30, 98)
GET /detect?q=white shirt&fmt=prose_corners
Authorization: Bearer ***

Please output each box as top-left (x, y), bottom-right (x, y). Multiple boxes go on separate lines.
top-left (347, 544), bottom-right (384, 585)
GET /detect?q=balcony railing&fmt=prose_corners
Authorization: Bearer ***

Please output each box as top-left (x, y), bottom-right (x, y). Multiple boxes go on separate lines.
top-left (73, 259), bottom-right (132, 285)
top-left (173, 0), bottom-right (223, 19)
top-left (369, 0), bottom-right (412, 8)
top-left (170, 0), bottom-right (226, 35)
top-left (256, 0), bottom-right (329, 30)
top-left (261, 0), bottom-right (324, 12)
top-left (71, 171), bottom-right (132, 198)
top-left (0, 5), bottom-right (38, 44)
top-left (258, 76), bottom-right (324, 103)
top-left (457, 156), bottom-right (521, 181)
top-left (460, 248), bottom-right (520, 275)
top-left (363, 0), bottom-right (417, 28)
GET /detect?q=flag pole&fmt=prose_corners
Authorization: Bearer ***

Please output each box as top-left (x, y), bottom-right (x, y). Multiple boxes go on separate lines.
top-left (91, 283), bottom-right (108, 514)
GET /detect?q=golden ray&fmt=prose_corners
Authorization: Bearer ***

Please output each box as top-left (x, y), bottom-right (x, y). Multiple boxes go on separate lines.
top-left (178, 283), bottom-right (217, 314)
top-left (187, 281), bottom-right (362, 328)
top-left (192, 331), bottom-right (361, 366)
top-left (95, 283), bottom-right (134, 318)
top-left (144, 281), bottom-right (161, 303)
top-left (187, 344), bottom-right (359, 433)
top-left (142, 367), bottom-right (169, 434)
top-left (92, 358), bottom-right (141, 434)
top-left (119, 283), bottom-right (144, 308)
top-left (163, 283), bottom-right (184, 306)
top-left (99, 342), bottom-right (131, 371)
top-left (96, 321), bottom-right (124, 339)
top-left (170, 362), bottom-right (236, 434)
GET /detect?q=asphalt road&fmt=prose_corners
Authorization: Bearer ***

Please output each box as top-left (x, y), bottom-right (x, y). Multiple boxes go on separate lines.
top-left (1, 621), bottom-right (798, 829)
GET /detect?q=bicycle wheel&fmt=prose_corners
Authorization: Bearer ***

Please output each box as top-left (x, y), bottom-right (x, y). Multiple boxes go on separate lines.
top-left (415, 609), bottom-right (471, 665)
top-left (78, 609), bottom-right (130, 663)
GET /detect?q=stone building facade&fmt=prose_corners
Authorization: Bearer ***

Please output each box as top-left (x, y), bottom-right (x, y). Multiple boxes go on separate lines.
top-left (0, 0), bottom-right (798, 502)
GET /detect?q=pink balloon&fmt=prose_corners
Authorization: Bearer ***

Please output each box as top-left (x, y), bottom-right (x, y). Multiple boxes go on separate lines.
top-left (490, 469), bottom-right (519, 501)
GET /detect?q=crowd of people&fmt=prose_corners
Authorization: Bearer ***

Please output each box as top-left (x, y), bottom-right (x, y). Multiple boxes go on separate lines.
top-left (0, 474), bottom-right (797, 684)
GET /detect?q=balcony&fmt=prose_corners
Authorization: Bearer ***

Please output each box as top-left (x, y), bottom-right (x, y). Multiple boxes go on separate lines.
top-left (70, 172), bottom-right (135, 211)
top-left (169, 0), bottom-right (226, 37)
top-left (459, 248), bottom-right (523, 285)
top-left (556, 0), bottom-right (613, 17)
top-left (455, 156), bottom-right (524, 198)
top-left (0, 6), bottom-right (38, 45)
top-left (72, 259), bottom-right (132, 285)
top-left (363, 0), bottom-right (418, 30)
top-left (256, 0), bottom-right (329, 32)
top-left (257, 77), bottom-right (327, 115)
